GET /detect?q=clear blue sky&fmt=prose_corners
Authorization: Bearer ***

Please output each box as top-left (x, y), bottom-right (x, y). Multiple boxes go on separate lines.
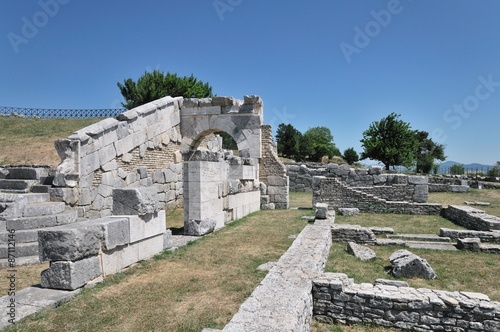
top-left (1, 0), bottom-right (499, 165)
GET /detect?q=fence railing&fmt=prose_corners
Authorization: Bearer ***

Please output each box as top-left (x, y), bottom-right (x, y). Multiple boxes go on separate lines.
top-left (0, 106), bottom-right (126, 118)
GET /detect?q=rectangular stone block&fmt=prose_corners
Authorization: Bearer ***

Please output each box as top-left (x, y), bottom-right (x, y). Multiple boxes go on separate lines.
top-left (112, 187), bottom-right (159, 215)
top-left (229, 165), bottom-right (257, 180)
top-left (128, 211), bottom-right (166, 243)
top-left (92, 217), bottom-right (130, 250)
top-left (100, 243), bottom-right (138, 276)
top-left (41, 256), bottom-right (101, 290)
top-left (181, 106), bottom-right (221, 115)
top-left (38, 223), bottom-right (102, 262)
top-left (266, 175), bottom-right (288, 186)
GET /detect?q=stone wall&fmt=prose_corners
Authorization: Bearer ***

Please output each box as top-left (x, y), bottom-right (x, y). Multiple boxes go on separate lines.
top-left (313, 273), bottom-right (500, 331)
top-left (38, 187), bottom-right (169, 290)
top-left (53, 96), bottom-right (184, 218)
top-left (220, 218), bottom-right (332, 331)
top-left (312, 177), bottom-right (442, 215)
top-left (259, 125), bottom-right (289, 209)
top-left (443, 205), bottom-right (500, 231)
top-left (440, 227), bottom-right (500, 242)
top-left (287, 163), bottom-right (428, 203)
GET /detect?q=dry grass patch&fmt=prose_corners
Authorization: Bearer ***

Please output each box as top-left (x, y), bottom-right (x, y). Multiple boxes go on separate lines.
top-left (6, 208), bottom-right (313, 332)
top-left (289, 191), bottom-right (313, 209)
top-left (429, 189), bottom-right (500, 216)
top-left (0, 262), bottom-right (48, 294)
top-left (0, 117), bottom-right (102, 166)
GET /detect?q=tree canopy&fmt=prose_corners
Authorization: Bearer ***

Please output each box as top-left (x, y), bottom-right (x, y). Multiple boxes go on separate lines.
top-left (275, 123), bottom-right (301, 159)
top-left (301, 126), bottom-right (341, 162)
top-left (117, 70), bottom-right (213, 109)
top-left (415, 131), bottom-right (446, 174)
top-left (343, 147), bottom-right (360, 165)
top-left (360, 113), bottom-right (418, 170)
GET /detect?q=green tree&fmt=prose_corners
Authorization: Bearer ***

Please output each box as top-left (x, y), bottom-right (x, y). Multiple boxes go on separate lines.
top-left (415, 131), bottom-right (446, 174)
top-left (487, 161), bottom-right (500, 178)
top-left (343, 147), bottom-right (360, 165)
top-left (360, 113), bottom-right (418, 171)
top-left (275, 123), bottom-right (301, 159)
top-left (450, 164), bottom-right (465, 175)
top-left (214, 131), bottom-right (238, 151)
top-left (117, 70), bottom-right (213, 109)
top-left (300, 126), bottom-right (341, 162)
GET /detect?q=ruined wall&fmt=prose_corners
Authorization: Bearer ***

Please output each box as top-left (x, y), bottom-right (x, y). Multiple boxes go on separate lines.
top-left (259, 125), bottom-right (289, 209)
top-left (312, 177), bottom-right (442, 215)
top-left (313, 273), bottom-right (500, 331)
top-left (53, 96), bottom-right (184, 218)
top-left (287, 163), bottom-right (427, 203)
top-left (443, 205), bottom-right (500, 231)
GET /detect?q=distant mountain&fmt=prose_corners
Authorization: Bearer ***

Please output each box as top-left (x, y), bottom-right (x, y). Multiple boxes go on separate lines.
top-left (438, 161), bottom-right (494, 174)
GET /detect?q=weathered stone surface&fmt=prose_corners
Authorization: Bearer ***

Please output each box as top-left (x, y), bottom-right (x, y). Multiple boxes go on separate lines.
top-left (185, 218), bottom-right (216, 236)
top-left (53, 139), bottom-right (80, 187)
top-left (41, 256), bottom-right (101, 290)
top-left (390, 249), bottom-right (437, 279)
top-left (38, 223), bottom-right (102, 261)
top-left (338, 208), bottom-right (360, 216)
top-left (451, 185), bottom-right (470, 192)
top-left (456, 237), bottom-right (482, 252)
top-left (112, 187), bottom-right (159, 216)
top-left (0, 168), bottom-right (9, 179)
top-left (315, 203), bottom-right (328, 219)
top-left (347, 242), bottom-right (376, 261)
top-left (374, 279), bottom-right (409, 287)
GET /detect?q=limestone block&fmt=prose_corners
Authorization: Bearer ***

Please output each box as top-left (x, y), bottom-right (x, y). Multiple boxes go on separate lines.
top-left (78, 187), bottom-right (98, 206)
top-left (229, 164), bottom-right (257, 180)
top-left (261, 203), bottom-right (275, 210)
top-left (41, 256), bottom-right (101, 290)
top-left (100, 243), bottom-right (138, 276)
top-left (369, 166), bottom-right (383, 175)
top-left (49, 187), bottom-right (80, 205)
top-left (412, 185), bottom-right (428, 203)
top-left (114, 134), bottom-right (136, 156)
top-left (185, 218), bottom-right (217, 236)
top-left (53, 139), bottom-right (80, 187)
top-left (99, 143), bottom-right (117, 165)
top-left (456, 238), bottom-right (481, 252)
top-left (102, 160), bottom-right (118, 172)
top-left (137, 233), bottom-right (164, 261)
top-left (164, 169), bottom-right (177, 183)
top-left (112, 187), bottom-right (159, 215)
top-left (39, 223), bottom-right (102, 261)
top-left (128, 211), bottom-right (166, 243)
top-left (80, 151), bottom-right (100, 176)
top-left (91, 217), bottom-right (130, 250)
top-left (315, 203), bottom-right (328, 219)
top-left (163, 229), bottom-right (173, 249)
top-left (259, 182), bottom-right (267, 195)
top-left (390, 249), bottom-right (437, 279)
top-left (347, 242), bottom-right (376, 261)
top-left (338, 208), bottom-right (360, 216)
top-left (198, 98), bottom-right (212, 107)
top-left (181, 106), bottom-right (221, 115)
top-left (451, 185), bottom-right (470, 192)
top-left (261, 195), bottom-right (270, 204)
top-left (266, 175), bottom-right (288, 187)
top-left (0, 168), bottom-right (9, 179)
top-left (408, 176), bottom-right (428, 185)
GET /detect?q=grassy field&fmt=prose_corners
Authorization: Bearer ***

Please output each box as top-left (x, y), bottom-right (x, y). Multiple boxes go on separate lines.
top-left (3, 205), bottom-right (314, 331)
top-left (429, 188), bottom-right (500, 216)
top-left (0, 117), bottom-right (102, 166)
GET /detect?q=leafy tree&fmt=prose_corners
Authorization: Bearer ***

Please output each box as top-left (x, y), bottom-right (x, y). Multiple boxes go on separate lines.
top-left (301, 126), bottom-right (341, 162)
top-left (487, 161), bottom-right (500, 178)
top-left (360, 113), bottom-right (418, 171)
top-left (450, 164), bottom-right (465, 175)
top-left (275, 123), bottom-right (301, 159)
top-left (343, 148), bottom-right (359, 165)
top-left (214, 131), bottom-right (238, 151)
top-left (118, 70), bottom-right (213, 109)
top-left (415, 131), bottom-right (446, 174)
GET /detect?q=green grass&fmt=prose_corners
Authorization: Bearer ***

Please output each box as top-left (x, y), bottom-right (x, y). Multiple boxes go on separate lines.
top-left (429, 188), bottom-right (500, 216)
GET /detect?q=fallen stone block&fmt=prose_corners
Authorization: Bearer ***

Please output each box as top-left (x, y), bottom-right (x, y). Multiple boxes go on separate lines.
top-left (338, 208), bottom-right (360, 216)
top-left (347, 242), bottom-right (376, 261)
top-left (456, 238), bottom-right (482, 252)
top-left (389, 249), bottom-right (437, 280)
top-left (41, 256), bottom-right (101, 290)
top-left (185, 218), bottom-right (217, 236)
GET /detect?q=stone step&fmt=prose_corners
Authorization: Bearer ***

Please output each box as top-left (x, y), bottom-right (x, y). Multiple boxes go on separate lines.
top-left (0, 241), bottom-right (39, 259)
top-left (23, 201), bottom-right (66, 217)
top-left (6, 208), bottom-right (78, 230)
top-left (0, 229), bottom-right (39, 243)
top-left (20, 193), bottom-right (50, 204)
top-left (479, 243), bottom-right (500, 253)
top-left (405, 241), bottom-right (458, 251)
top-left (0, 179), bottom-right (37, 193)
top-left (0, 255), bottom-right (40, 267)
top-left (31, 185), bottom-right (51, 193)
top-left (5, 167), bottom-right (43, 180)
top-left (387, 234), bottom-right (452, 243)
top-left (0, 220), bottom-right (5, 230)
top-left (376, 238), bottom-right (405, 246)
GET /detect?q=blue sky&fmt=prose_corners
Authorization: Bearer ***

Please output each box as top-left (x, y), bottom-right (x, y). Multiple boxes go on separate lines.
top-left (1, 0), bottom-right (499, 165)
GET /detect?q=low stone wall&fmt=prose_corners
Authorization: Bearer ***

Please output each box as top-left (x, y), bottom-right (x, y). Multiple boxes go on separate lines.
top-left (38, 187), bottom-right (169, 290)
top-left (443, 205), bottom-right (500, 231)
top-left (313, 273), bottom-right (500, 331)
top-left (331, 224), bottom-right (377, 244)
top-left (440, 228), bottom-right (500, 243)
top-left (287, 163), bottom-right (427, 203)
top-left (313, 177), bottom-right (442, 215)
top-left (220, 219), bottom-right (332, 331)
